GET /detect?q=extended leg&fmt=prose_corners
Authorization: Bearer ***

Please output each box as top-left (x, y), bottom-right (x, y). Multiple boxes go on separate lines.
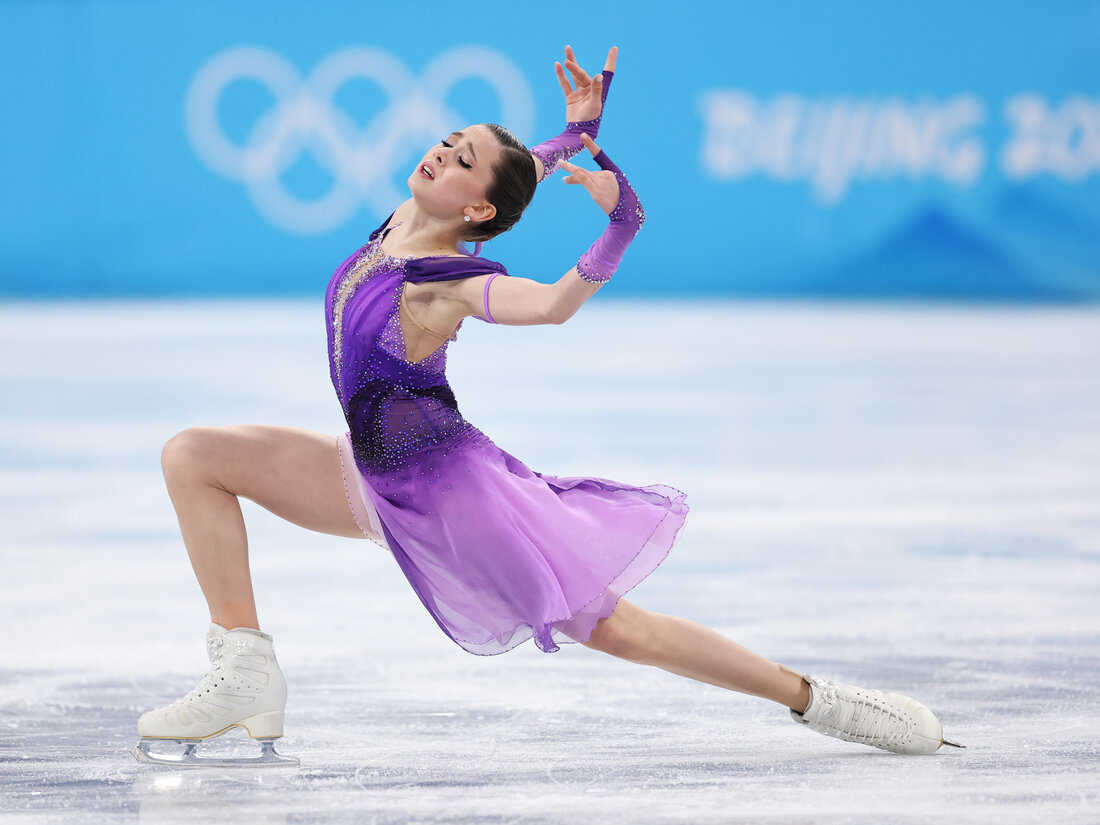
top-left (581, 599), bottom-right (810, 710)
top-left (582, 598), bottom-right (954, 754)
top-left (160, 425), bottom-right (364, 631)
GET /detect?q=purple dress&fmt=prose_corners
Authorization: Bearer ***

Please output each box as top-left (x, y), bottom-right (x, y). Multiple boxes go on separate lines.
top-left (326, 216), bottom-right (689, 655)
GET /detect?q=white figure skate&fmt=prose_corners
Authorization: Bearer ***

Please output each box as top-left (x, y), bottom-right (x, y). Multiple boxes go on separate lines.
top-left (132, 623), bottom-right (298, 767)
top-left (791, 675), bottom-right (963, 754)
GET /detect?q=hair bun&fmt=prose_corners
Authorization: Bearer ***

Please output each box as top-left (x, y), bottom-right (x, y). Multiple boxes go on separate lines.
top-left (462, 124), bottom-right (537, 243)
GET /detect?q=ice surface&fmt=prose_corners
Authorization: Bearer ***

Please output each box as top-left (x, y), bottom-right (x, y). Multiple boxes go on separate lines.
top-left (1, 300), bottom-right (1098, 823)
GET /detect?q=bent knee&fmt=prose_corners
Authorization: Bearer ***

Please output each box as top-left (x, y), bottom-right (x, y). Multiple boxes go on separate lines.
top-left (161, 426), bottom-right (221, 480)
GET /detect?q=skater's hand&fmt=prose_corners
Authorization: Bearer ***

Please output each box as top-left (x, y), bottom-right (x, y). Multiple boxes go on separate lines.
top-left (560, 135), bottom-right (620, 215)
top-left (565, 136), bottom-right (643, 282)
top-left (557, 45), bottom-right (616, 124)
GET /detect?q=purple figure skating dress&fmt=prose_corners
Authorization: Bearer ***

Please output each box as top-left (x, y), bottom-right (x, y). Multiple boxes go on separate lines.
top-left (326, 215), bottom-right (688, 655)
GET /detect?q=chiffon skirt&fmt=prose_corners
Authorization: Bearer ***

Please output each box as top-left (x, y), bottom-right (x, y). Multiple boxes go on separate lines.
top-left (337, 431), bottom-right (390, 547)
top-left (335, 431), bottom-right (689, 655)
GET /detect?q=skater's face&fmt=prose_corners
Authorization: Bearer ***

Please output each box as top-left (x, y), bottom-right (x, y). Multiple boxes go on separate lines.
top-left (409, 124), bottom-right (502, 224)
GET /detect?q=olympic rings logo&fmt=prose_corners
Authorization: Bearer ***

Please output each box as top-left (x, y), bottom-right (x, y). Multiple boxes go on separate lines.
top-left (184, 46), bottom-right (535, 235)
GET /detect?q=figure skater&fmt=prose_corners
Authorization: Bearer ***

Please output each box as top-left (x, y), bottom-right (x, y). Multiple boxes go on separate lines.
top-left (133, 47), bottom-right (958, 766)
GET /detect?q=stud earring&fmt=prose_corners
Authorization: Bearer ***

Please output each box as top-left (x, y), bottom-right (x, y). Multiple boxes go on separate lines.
top-left (463, 215), bottom-right (471, 222)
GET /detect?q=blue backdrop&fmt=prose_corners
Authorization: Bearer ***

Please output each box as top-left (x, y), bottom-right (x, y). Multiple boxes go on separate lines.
top-left (3, 0), bottom-right (1099, 299)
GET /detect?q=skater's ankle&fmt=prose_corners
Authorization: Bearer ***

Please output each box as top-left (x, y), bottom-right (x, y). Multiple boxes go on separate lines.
top-left (213, 621), bottom-right (262, 633)
top-left (211, 604), bottom-right (260, 632)
top-left (790, 678), bottom-right (811, 714)
top-left (777, 664), bottom-right (811, 713)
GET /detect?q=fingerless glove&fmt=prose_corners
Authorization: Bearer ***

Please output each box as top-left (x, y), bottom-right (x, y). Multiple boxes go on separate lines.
top-left (576, 149), bottom-right (644, 284)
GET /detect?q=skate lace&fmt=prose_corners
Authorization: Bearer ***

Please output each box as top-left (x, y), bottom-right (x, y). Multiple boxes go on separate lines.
top-left (822, 686), bottom-right (912, 745)
top-left (168, 636), bottom-right (226, 709)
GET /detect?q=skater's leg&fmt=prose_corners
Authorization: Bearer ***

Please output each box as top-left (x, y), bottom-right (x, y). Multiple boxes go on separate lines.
top-left (581, 600), bottom-right (956, 754)
top-left (581, 599), bottom-right (810, 711)
top-left (161, 425), bottom-right (363, 631)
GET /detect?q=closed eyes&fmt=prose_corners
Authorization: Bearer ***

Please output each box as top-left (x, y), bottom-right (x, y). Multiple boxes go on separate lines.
top-left (440, 138), bottom-right (472, 170)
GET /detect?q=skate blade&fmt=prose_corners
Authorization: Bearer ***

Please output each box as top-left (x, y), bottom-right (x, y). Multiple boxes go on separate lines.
top-left (941, 738), bottom-right (965, 749)
top-left (132, 738), bottom-right (300, 768)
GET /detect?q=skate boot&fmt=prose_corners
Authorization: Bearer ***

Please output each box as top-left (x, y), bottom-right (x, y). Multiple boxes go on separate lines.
top-left (791, 675), bottom-right (962, 754)
top-left (132, 623), bottom-right (298, 767)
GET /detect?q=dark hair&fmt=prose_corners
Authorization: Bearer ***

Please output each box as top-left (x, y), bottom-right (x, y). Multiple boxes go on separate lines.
top-left (463, 123), bottom-right (537, 243)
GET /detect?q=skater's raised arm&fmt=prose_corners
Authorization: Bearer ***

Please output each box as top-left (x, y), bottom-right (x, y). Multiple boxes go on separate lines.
top-left (460, 134), bottom-right (644, 327)
top-left (547, 138), bottom-right (644, 323)
top-left (529, 46), bottom-right (617, 183)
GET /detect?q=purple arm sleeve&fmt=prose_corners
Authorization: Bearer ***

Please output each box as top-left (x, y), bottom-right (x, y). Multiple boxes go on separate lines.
top-left (530, 71), bottom-right (614, 183)
top-left (576, 150), bottom-right (645, 284)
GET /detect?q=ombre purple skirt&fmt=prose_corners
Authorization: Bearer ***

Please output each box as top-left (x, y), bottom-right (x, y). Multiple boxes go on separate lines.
top-left (337, 431), bottom-right (688, 655)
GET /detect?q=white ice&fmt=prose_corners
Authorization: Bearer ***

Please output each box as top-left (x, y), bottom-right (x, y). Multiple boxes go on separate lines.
top-left (1, 300), bottom-right (1098, 823)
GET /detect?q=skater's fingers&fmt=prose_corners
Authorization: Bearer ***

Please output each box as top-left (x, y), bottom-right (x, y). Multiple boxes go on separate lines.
top-left (554, 61), bottom-right (572, 96)
top-left (581, 133), bottom-right (602, 158)
top-left (603, 46), bottom-right (618, 73)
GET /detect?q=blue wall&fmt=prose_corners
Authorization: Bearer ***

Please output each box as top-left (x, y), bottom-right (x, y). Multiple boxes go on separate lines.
top-left (3, 0), bottom-right (1099, 299)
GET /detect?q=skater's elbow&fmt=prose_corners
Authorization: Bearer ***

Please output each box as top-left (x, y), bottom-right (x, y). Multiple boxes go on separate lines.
top-left (547, 302), bottom-right (577, 325)
top-left (550, 308), bottom-right (585, 325)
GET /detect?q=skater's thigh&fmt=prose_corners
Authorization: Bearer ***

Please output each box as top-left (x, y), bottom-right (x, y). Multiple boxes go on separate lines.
top-left (165, 424), bottom-right (364, 539)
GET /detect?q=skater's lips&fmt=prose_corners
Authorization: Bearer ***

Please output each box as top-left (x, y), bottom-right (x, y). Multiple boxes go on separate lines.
top-left (419, 163), bottom-right (434, 180)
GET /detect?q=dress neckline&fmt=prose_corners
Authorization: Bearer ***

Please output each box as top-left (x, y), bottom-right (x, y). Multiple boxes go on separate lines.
top-left (377, 221), bottom-right (475, 263)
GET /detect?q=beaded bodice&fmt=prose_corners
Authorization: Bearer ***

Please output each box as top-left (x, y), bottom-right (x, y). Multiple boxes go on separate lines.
top-left (324, 218), bottom-right (507, 474)
top-left (331, 237), bottom-right (412, 388)
top-left (328, 232), bottom-right (456, 386)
